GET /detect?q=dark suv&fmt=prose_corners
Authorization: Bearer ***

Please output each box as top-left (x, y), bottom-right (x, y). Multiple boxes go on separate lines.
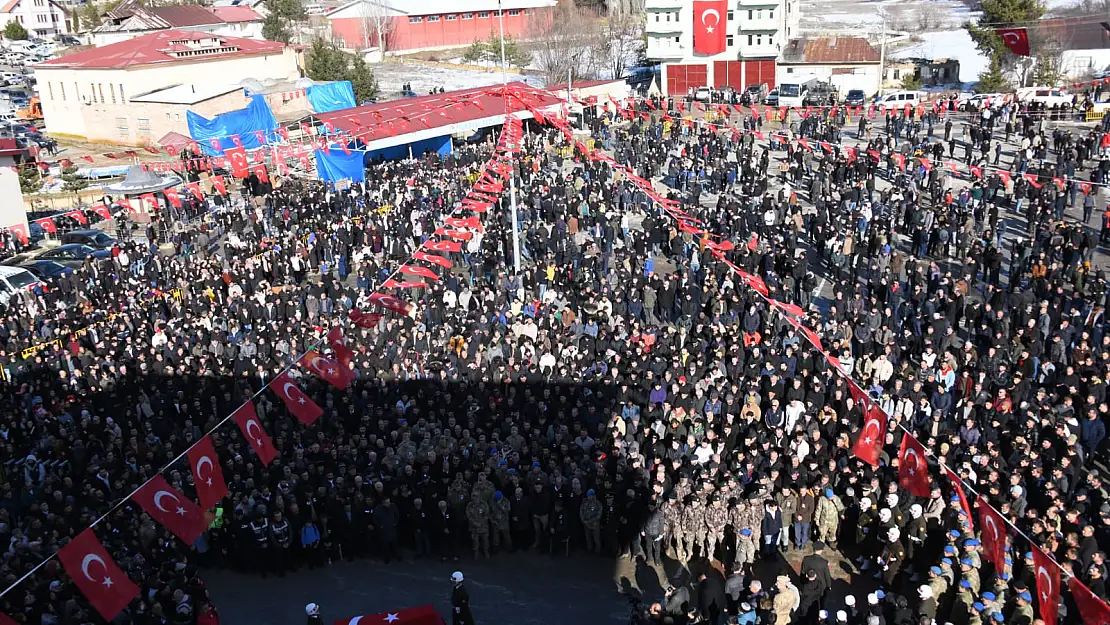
top-left (60, 229), bottom-right (117, 249)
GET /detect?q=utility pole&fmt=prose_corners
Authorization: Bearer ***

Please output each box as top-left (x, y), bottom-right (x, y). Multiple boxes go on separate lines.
top-left (498, 0), bottom-right (522, 301)
top-left (877, 16), bottom-right (887, 96)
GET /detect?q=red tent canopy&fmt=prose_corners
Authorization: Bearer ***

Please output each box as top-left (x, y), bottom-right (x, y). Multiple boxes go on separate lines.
top-left (335, 605), bottom-right (443, 625)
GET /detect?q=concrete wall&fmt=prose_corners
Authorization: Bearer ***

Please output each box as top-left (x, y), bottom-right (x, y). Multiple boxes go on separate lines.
top-left (35, 48), bottom-right (299, 143)
top-left (329, 8), bottom-right (548, 53)
top-left (0, 168), bottom-right (27, 234)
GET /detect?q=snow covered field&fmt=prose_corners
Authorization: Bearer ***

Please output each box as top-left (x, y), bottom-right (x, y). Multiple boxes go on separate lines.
top-left (801, 0), bottom-right (977, 34)
top-left (893, 29), bottom-right (990, 84)
top-left (370, 63), bottom-right (543, 98)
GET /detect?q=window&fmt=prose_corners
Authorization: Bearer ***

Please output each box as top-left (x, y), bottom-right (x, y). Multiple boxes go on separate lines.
top-left (673, 36), bottom-right (679, 43)
top-left (756, 9), bottom-right (762, 18)
top-left (137, 118), bottom-right (151, 136)
top-left (726, 35), bottom-right (733, 46)
top-left (893, 69), bottom-right (900, 79)
top-left (33, 0), bottom-right (43, 6)
top-left (445, 13), bottom-right (456, 20)
top-left (654, 12), bottom-right (659, 21)
top-left (15, 15), bottom-right (21, 22)
top-left (119, 83), bottom-right (125, 102)
top-left (747, 10), bottom-right (752, 19)
top-left (408, 16), bottom-right (422, 22)
top-left (523, 8), bottom-right (531, 14)
top-left (47, 82), bottom-right (52, 100)
top-left (59, 82), bottom-right (64, 101)
top-left (115, 117), bottom-right (128, 135)
top-left (90, 82), bottom-right (96, 103)
top-left (477, 11), bottom-right (489, 17)
top-left (756, 34), bottom-right (762, 45)
top-left (747, 34), bottom-right (752, 45)
top-left (461, 12), bottom-right (473, 18)
top-left (426, 15), bottom-right (439, 22)
top-left (110, 84), bottom-right (116, 104)
top-left (769, 10), bottom-right (774, 19)
top-left (36, 14), bottom-right (46, 22)
top-left (98, 83), bottom-right (104, 102)
top-left (51, 13), bottom-right (57, 21)
top-left (508, 9), bottom-right (519, 15)
top-left (786, 67), bottom-right (793, 73)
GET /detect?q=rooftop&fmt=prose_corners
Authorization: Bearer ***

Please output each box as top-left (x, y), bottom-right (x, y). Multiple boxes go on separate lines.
top-left (130, 83), bottom-right (244, 105)
top-left (1032, 18), bottom-right (1110, 52)
top-left (326, 0), bottom-right (555, 19)
top-left (95, 4), bottom-right (263, 33)
top-left (37, 30), bottom-right (285, 70)
top-left (781, 36), bottom-right (881, 65)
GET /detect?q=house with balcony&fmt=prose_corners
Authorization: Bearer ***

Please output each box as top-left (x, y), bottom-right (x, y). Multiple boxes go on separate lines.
top-left (0, 0), bottom-right (71, 38)
top-left (645, 0), bottom-right (800, 96)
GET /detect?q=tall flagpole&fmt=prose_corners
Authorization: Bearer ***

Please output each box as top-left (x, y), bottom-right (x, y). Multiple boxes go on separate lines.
top-left (498, 0), bottom-right (523, 301)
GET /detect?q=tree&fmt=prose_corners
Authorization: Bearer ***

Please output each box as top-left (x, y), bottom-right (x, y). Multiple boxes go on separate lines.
top-left (976, 57), bottom-right (1011, 92)
top-left (357, 0), bottom-right (394, 53)
top-left (901, 74), bottom-right (923, 90)
top-left (528, 3), bottom-right (606, 85)
top-left (262, 0), bottom-right (306, 44)
top-left (61, 163), bottom-right (88, 194)
top-left (484, 33), bottom-right (531, 69)
top-left (599, 11), bottom-right (644, 80)
top-left (17, 164), bottom-right (41, 195)
top-left (965, 0), bottom-right (1045, 82)
top-left (4, 21), bottom-right (29, 40)
top-left (304, 39), bottom-right (379, 102)
top-left (462, 39), bottom-right (486, 64)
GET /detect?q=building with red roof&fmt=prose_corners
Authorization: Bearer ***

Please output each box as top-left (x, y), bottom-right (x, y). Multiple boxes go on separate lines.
top-left (33, 30), bottom-right (298, 145)
top-left (91, 0), bottom-right (264, 46)
top-left (0, 0), bottom-right (71, 38)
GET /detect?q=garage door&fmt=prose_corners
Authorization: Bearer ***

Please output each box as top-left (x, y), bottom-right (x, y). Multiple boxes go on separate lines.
top-left (666, 64), bottom-right (707, 96)
top-left (714, 61), bottom-right (743, 90)
top-left (748, 59), bottom-right (776, 89)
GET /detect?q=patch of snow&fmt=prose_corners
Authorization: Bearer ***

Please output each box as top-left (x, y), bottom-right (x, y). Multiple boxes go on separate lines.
top-left (371, 63), bottom-right (543, 96)
top-left (1042, 0), bottom-right (1080, 10)
top-left (894, 30), bottom-right (989, 83)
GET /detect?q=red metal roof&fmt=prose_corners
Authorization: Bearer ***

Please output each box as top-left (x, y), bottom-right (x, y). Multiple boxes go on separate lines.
top-left (38, 30), bottom-right (285, 70)
top-left (210, 5), bottom-right (262, 22)
top-left (782, 37), bottom-right (880, 64)
top-left (147, 5), bottom-right (223, 26)
top-left (315, 83), bottom-right (563, 144)
top-left (0, 137), bottom-right (22, 157)
top-left (0, 0), bottom-right (19, 13)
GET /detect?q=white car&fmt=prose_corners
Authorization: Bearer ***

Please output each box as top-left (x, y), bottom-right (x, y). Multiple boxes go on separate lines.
top-left (693, 87), bottom-right (712, 103)
top-left (961, 93), bottom-right (1005, 110)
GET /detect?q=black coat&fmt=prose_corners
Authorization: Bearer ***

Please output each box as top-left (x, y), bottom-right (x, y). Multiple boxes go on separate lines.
top-left (451, 583), bottom-right (474, 625)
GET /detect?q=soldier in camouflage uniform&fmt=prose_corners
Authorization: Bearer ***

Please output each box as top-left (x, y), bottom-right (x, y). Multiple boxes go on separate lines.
top-left (679, 497), bottom-right (704, 562)
top-left (662, 493), bottom-right (681, 560)
top-left (743, 493), bottom-right (764, 541)
top-left (705, 496), bottom-right (728, 561)
top-left (448, 474), bottom-right (471, 516)
top-left (466, 494), bottom-right (491, 559)
top-left (490, 490), bottom-right (512, 551)
top-left (775, 487), bottom-right (797, 552)
top-left (735, 528), bottom-right (757, 573)
top-left (814, 489), bottom-right (844, 549)
top-left (579, 489), bottom-right (603, 553)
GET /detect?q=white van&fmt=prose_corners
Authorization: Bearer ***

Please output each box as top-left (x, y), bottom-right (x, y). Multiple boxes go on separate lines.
top-left (0, 266), bottom-right (41, 304)
top-left (877, 90), bottom-right (923, 110)
top-left (1017, 87), bottom-right (1070, 107)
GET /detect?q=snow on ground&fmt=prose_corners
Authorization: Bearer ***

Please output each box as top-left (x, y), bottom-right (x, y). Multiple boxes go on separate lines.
top-left (370, 62), bottom-right (544, 97)
top-left (800, 0), bottom-right (975, 34)
top-left (894, 29), bottom-right (989, 84)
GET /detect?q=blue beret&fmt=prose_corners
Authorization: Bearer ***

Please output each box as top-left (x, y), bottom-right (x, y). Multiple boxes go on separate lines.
top-left (944, 546), bottom-right (957, 554)
top-left (960, 580), bottom-right (972, 588)
top-left (965, 539), bottom-right (981, 547)
top-left (587, 489), bottom-right (596, 496)
top-left (1019, 592), bottom-right (1032, 602)
top-left (982, 592), bottom-right (996, 601)
top-left (992, 613), bottom-right (1004, 623)
top-left (960, 558), bottom-right (974, 567)
top-left (930, 566), bottom-right (943, 575)
top-left (741, 528), bottom-right (752, 536)
top-left (825, 489), bottom-right (834, 498)
top-left (949, 530), bottom-right (961, 537)
top-left (972, 602), bottom-right (985, 611)
top-left (942, 558), bottom-right (954, 565)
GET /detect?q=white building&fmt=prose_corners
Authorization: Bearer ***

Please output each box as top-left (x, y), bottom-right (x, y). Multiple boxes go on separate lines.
top-left (645, 0), bottom-right (800, 96)
top-left (778, 36), bottom-right (881, 96)
top-left (91, 0), bottom-right (264, 46)
top-left (0, 0), bottom-right (72, 38)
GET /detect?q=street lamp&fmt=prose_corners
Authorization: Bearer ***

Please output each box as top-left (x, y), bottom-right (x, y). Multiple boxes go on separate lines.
top-left (498, 0), bottom-right (523, 300)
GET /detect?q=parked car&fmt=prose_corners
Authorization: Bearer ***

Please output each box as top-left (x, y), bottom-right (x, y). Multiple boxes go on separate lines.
top-left (763, 89), bottom-right (779, 106)
top-left (693, 86), bottom-right (712, 103)
top-left (844, 89), bottom-right (867, 106)
top-left (60, 229), bottom-right (117, 249)
top-left (19, 259), bottom-right (73, 279)
top-left (0, 265), bottom-right (41, 304)
top-left (746, 83), bottom-right (769, 101)
top-left (36, 244), bottom-right (111, 268)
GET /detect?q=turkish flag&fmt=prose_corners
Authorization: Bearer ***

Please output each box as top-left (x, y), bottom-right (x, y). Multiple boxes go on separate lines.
top-left (1024, 172), bottom-right (1042, 188)
top-left (978, 501), bottom-right (1008, 571)
top-left (444, 216), bottom-right (482, 230)
top-left (401, 265), bottom-right (440, 281)
top-left (1080, 182), bottom-right (1093, 195)
top-left (34, 217), bottom-right (56, 233)
top-left (996, 27), bottom-right (1031, 56)
top-left (944, 465), bottom-right (974, 531)
top-left (334, 605), bottom-right (444, 625)
top-left (271, 371), bottom-right (323, 425)
top-left (299, 350), bottom-right (353, 390)
top-left (423, 239), bottom-right (462, 253)
top-left (185, 182), bottom-right (205, 199)
top-left (252, 164), bottom-right (269, 183)
top-left (232, 402), bottom-right (277, 466)
top-left (211, 176), bottom-right (227, 195)
top-left (368, 292), bottom-right (410, 314)
top-left (1, 611), bottom-right (19, 625)
top-left (66, 210), bottom-right (88, 225)
top-left (1069, 576), bottom-right (1110, 625)
top-left (852, 404), bottom-right (887, 467)
top-left (163, 188), bottom-right (182, 208)
top-left (93, 205), bottom-right (112, 220)
top-left (225, 147), bottom-right (250, 178)
top-left (412, 251), bottom-right (453, 269)
top-left (382, 279), bottom-right (427, 289)
top-left (187, 436), bottom-right (228, 509)
top-left (58, 529), bottom-right (140, 620)
top-left (134, 475), bottom-right (208, 545)
top-left (897, 434), bottom-right (931, 497)
top-left (693, 0), bottom-right (727, 55)
top-left (1032, 546), bottom-right (1061, 625)
top-left (327, 327), bottom-right (356, 367)
top-left (970, 165), bottom-right (983, 178)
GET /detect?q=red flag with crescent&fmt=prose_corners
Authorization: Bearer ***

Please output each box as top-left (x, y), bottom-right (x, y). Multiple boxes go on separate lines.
top-left (978, 501), bottom-right (1008, 571)
top-left (271, 371), bottom-right (323, 425)
top-left (368, 292), bottom-right (410, 314)
top-left (1032, 545), bottom-right (1060, 625)
top-left (424, 240), bottom-right (462, 253)
top-left (401, 265), bottom-right (440, 281)
top-left (1068, 576), bottom-right (1110, 625)
top-left (413, 251), bottom-right (453, 268)
top-left (944, 465), bottom-right (974, 531)
top-left (996, 27), bottom-right (1031, 56)
top-left (692, 0), bottom-right (727, 54)
top-left (299, 350), bottom-right (352, 390)
top-left (897, 434), bottom-right (931, 497)
top-left (232, 402), bottom-right (276, 465)
top-left (851, 404), bottom-right (886, 467)
top-left (187, 435), bottom-right (228, 509)
top-left (133, 475), bottom-right (208, 545)
top-left (58, 529), bottom-right (140, 620)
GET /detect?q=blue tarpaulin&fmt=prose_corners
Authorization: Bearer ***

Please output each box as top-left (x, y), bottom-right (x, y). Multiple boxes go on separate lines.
top-left (307, 82), bottom-right (356, 114)
top-left (315, 149), bottom-right (366, 183)
top-left (365, 135), bottom-right (452, 161)
top-left (188, 94), bottom-right (278, 155)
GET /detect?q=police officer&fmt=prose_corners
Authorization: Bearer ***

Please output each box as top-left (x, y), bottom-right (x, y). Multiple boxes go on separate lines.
top-left (271, 510), bottom-right (293, 575)
top-left (450, 571), bottom-right (475, 625)
top-left (306, 603), bottom-right (322, 625)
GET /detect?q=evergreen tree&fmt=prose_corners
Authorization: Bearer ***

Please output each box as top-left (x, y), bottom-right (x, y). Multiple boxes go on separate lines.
top-left (61, 163), bottom-right (88, 194)
top-left (976, 58), bottom-right (1011, 92)
top-left (261, 0), bottom-right (306, 44)
top-left (965, 0), bottom-right (1044, 83)
top-left (462, 39), bottom-right (486, 64)
top-left (17, 165), bottom-right (41, 195)
top-left (304, 39), bottom-right (378, 103)
top-left (4, 21), bottom-right (29, 40)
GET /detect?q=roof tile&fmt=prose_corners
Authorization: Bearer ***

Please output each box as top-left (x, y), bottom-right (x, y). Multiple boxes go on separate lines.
top-left (37, 29), bottom-right (285, 70)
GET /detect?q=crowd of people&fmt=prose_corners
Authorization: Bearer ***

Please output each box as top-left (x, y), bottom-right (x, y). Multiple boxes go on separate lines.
top-left (0, 82), bottom-right (1107, 625)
